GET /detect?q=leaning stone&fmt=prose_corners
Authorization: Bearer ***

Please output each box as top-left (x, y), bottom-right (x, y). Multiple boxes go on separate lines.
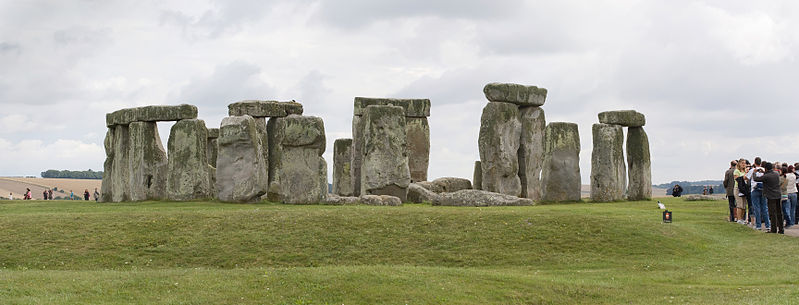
top-left (100, 127), bottom-right (115, 202)
top-left (106, 104), bottom-right (198, 126)
top-left (267, 115), bottom-right (327, 204)
top-left (590, 123), bottom-right (626, 202)
top-left (415, 181), bottom-right (444, 193)
top-left (433, 189), bottom-right (534, 207)
top-left (128, 121), bottom-right (168, 201)
top-left (518, 106), bottom-right (546, 200)
top-left (360, 105), bottom-right (411, 201)
top-left (598, 110), bottom-right (646, 127)
top-left (406, 117), bottom-right (430, 182)
top-left (333, 138), bottom-right (354, 196)
top-left (407, 183), bottom-right (441, 204)
top-left (541, 122), bottom-right (581, 202)
top-left (110, 125), bottom-right (130, 202)
top-left (431, 177), bottom-right (472, 193)
top-left (626, 127), bottom-right (652, 201)
top-left (360, 195), bottom-right (402, 206)
top-left (473, 161), bottom-right (482, 190)
top-left (479, 102), bottom-right (521, 196)
top-left (228, 100), bottom-right (303, 117)
top-left (323, 194), bottom-right (360, 205)
top-left (353, 97), bottom-right (431, 117)
top-left (215, 115), bottom-right (269, 203)
top-left (483, 83), bottom-right (547, 106)
top-left (167, 119), bottom-right (212, 201)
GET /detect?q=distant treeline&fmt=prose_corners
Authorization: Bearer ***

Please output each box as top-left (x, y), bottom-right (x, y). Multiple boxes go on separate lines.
top-left (655, 180), bottom-right (723, 195)
top-left (40, 169), bottom-right (103, 179)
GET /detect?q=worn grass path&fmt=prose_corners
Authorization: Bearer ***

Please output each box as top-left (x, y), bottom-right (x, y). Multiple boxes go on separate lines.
top-left (0, 198), bottom-right (797, 304)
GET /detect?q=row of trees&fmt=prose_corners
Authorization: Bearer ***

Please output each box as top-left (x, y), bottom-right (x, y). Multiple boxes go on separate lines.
top-left (40, 169), bottom-right (103, 179)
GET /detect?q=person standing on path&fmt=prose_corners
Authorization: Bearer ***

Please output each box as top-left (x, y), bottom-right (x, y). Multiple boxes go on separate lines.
top-left (723, 160), bottom-right (738, 222)
top-left (755, 162), bottom-right (784, 234)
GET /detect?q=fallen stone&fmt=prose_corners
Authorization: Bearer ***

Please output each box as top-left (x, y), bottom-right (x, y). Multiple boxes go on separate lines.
top-left (215, 115), bottom-right (269, 203)
top-left (518, 106), bottom-right (546, 200)
top-left (483, 83), bottom-right (547, 106)
top-left (479, 102), bottom-right (521, 196)
top-left (433, 189), bottom-right (534, 207)
top-left (353, 97), bottom-right (430, 117)
top-left (333, 138), bottom-right (354, 196)
top-left (414, 181), bottom-right (444, 193)
top-left (684, 194), bottom-right (721, 201)
top-left (626, 127), bottom-right (652, 200)
top-left (407, 183), bottom-right (440, 203)
top-left (228, 100), bottom-right (303, 118)
top-left (590, 123), bottom-right (626, 202)
top-left (106, 104), bottom-right (198, 126)
top-left (360, 105), bottom-right (411, 201)
top-left (167, 119), bottom-right (212, 201)
top-left (598, 110), bottom-right (646, 127)
top-left (406, 117), bottom-right (430, 182)
top-left (323, 194), bottom-right (360, 205)
top-left (473, 161), bottom-right (482, 190)
top-left (541, 122), bottom-right (581, 202)
top-left (267, 115), bottom-right (327, 204)
top-left (360, 195), bottom-right (402, 206)
top-left (128, 121), bottom-right (168, 201)
top-left (431, 177), bottom-right (472, 193)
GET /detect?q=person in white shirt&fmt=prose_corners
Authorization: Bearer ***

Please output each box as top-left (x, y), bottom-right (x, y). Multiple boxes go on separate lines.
top-left (7, 193), bottom-right (12, 200)
top-left (784, 165), bottom-right (797, 228)
top-left (747, 157), bottom-right (770, 230)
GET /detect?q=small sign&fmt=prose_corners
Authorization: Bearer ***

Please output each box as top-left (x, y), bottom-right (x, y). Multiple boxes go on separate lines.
top-left (663, 210), bottom-right (672, 223)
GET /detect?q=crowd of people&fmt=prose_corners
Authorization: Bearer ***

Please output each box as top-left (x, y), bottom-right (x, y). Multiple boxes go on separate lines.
top-left (723, 157), bottom-right (798, 234)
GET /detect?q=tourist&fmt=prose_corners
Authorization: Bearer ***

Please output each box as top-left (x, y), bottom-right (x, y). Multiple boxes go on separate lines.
top-left (754, 162), bottom-right (784, 234)
top-left (734, 159), bottom-right (749, 224)
top-left (672, 184), bottom-right (683, 197)
top-left (723, 160), bottom-right (737, 222)
top-left (69, 190), bottom-right (74, 200)
top-left (8, 193), bottom-right (12, 200)
top-left (93, 188), bottom-right (99, 202)
top-left (747, 157), bottom-right (769, 230)
top-left (83, 189), bottom-right (90, 201)
top-left (42, 190), bottom-right (48, 200)
top-left (782, 165), bottom-right (797, 228)
top-left (24, 188), bottom-right (31, 200)
top-left (48, 189), bottom-right (53, 201)
top-left (703, 186), bottom-right (708, 195)
top-left (709, 186), bottom-right (714, 194)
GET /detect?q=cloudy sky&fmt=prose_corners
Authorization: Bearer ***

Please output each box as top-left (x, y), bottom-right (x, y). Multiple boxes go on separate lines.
top-left (1, 0), bottom-right (797, 185)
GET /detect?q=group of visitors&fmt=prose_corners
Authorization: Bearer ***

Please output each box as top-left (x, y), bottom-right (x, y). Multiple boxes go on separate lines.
top-left (723, 157), bottom-right (799, 234)
top-left (5, 188), bottom-right (100, 201)
top-left (41, 189), bottom-right (55, 200)
top-left (702, 186), bottom-right (714, 195)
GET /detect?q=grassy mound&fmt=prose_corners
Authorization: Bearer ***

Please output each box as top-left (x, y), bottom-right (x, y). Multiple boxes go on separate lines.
top-left (0, 198), bottom-right (796, 304)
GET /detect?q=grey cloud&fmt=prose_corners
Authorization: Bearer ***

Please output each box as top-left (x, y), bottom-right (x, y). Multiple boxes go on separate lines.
top-left (175, 61), bottom-right (276, 110)
top-left (159, 0), bottom-right (285, 39)
top-left (313, 0), bottom-right (521, 28)
top-left (53, 27), bottom-right (113, 46)
top-left (392, 68), bottom-right (489, 106)
top-left (0, 42), bottom-right (21, 55)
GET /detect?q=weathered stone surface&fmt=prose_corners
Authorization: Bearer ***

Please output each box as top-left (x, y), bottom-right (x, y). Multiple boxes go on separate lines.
top-left (598, 110), bottom-right (646, 127)
top-left (353, 97), bottom-right (430, 117)
top-left (253, 118), bottom-right (269, 180)
top-left (333, 138), bottom-right (354, 196)
top-left (431, 177), bottom-right (472, 193)
top-left (319, 157), bottom-right (328, 197)
top-left (167, 119), bottom-right (212, 201)
top-left (483, 83), bottom-right (547, 106)
top-left (351, 116), bottom-right (363, 196)
top-left (471, 161), bottom-right (481, 190)
top-left (479, 102), bottom-right (521, 197)
top-left (433, 190), bottom-right (534, 207)
top-left (415, 181), bottom-right (444, 193)
top-left (406, 117), bottom-right (430, 182)
top-left (626, 127), bottom-right (652, 201)
top-left (110, 125), bottom-right (130, 202)
top-left (215, 115), bottom-right (268, 203)
top-left (684, 194), bottom-right (721, 201)
top-left (360, 105), bottom-right (411, 201)
top-left (106, 104), bottom-right (198, 126)
top-left (228, 100), bottom-right (303, 118)
top-left (100, 128), bottom-right (114, 202)
top-left (590, 123), bottom-right (626, 202)
top-left (407, 183), bottom-right (440, 203)
top-left (207, 138), bottom-right (218, 168)
top-left (541, 122), bottom-right (581, 202)
top-left (128, 122), bottom-right (168, 201)
top-left (360, 195), bottom-right (402, 206)
top-left (323, 194), bottom-right (360, 205)
top-left (207, 128), bottom-right (219, 139)
top-left (267, 115), bottom-right (327, 204)
top-left (518, 106), bottom-right (545, 200)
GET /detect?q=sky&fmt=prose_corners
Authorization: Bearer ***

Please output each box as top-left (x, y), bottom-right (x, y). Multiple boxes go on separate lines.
top-left (1, 0), bottom-right (798, 184)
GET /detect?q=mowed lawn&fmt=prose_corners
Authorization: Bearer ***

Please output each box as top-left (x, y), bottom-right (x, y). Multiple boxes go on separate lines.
top-left (0, 198), bottom-right (797, 304)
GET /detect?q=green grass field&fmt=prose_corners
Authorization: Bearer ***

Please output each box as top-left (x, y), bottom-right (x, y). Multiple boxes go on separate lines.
top-left (0, 197), bottom-right (797, 304)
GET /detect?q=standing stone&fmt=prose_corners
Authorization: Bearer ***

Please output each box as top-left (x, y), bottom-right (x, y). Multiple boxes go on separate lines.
top-left (167, 119), bottom-right (212, 201)
top-left (110, 125), bottom-right (131, 202)
top-left (100, 127), bottom-right (114, 202)
top-left (128, 122), bottom-right (168, 201)
top-left (473, 161), bottom-right (482, 190)
top-left (333, 138), bottom-right (354, 196)
top-left (351, 116), bottom-right (363, 196)
top-left (207, 128), bottom-right (219, 168)
top-left (626, 127), bottom-right (652, 201)
top-left (590, 123), bottom-right (626, 202)
top-left (215, 116), bottom-right (268, 203)
top-left (319, 157), bottom-right (329, 197)
top-left (518, 106), bottom-right (546, 200)
top-left (541, 122), bottom-right (581, 202)
top-left (267, 115), bottom-right (327, 204)
top-left (253, 117), bottom-right (270, 181)
top-left (406, 117), bottom-right (430, 182)
top-left (360, 105), bottom-right (411, 201)
top-left (478, 102), bottom-right (521, 197)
